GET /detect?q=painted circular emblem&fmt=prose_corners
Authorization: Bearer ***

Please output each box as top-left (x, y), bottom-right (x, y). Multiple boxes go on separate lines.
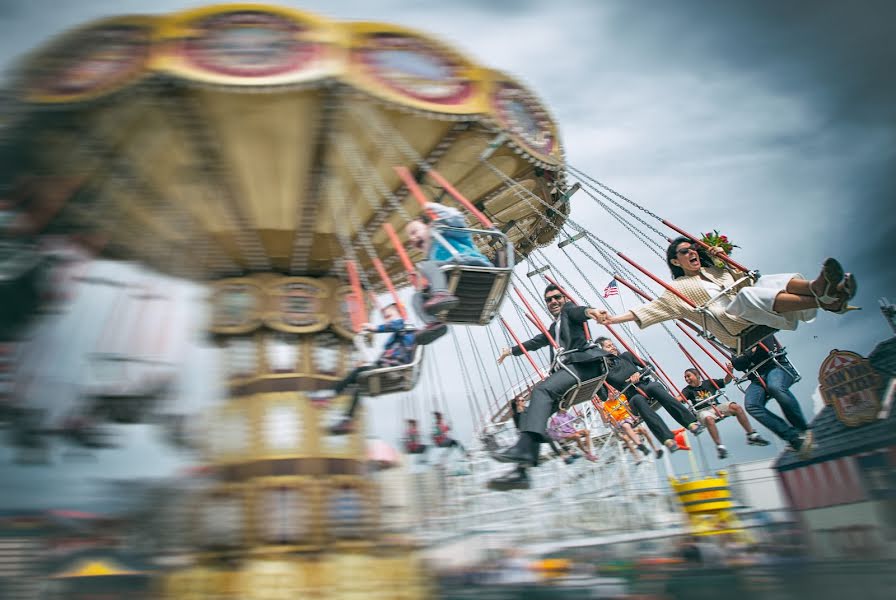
top-left (181, 11), bottom-right (317, 77)
top-left (493, 82), bottom-right (555, 156)
top-left (355, 33), bottom-right (472, 104)
top-left (26, 23), bottom-right (150, 100)
top-left (211, 282), bottom-right (261, 331)
top-left (275, 281), bottom-right (324, 327)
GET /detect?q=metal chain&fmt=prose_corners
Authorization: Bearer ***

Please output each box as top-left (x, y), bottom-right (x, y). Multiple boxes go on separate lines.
top-left (326, 172), bottom-right (371, 292)
top-left (449, 326), bottom-right (485, 434)
top-left (339, 131), bottom-right (415, 223)
top-left (578, 185), bottom-right (666, 258)
top-left (567, 163), bottom-right (665, 223)
top-left (465, 326), bottom-right (502, 418)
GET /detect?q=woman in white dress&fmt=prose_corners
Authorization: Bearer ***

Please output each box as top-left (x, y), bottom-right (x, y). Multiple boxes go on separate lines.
top-left (596, 236), bottom-right (857, 349)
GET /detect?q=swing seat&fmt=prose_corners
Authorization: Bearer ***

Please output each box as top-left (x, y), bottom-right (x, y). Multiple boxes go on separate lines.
top-left (556, 355), bottom-right (610, 411)
top-left (733, 348), bottom-right (802, 390)
top-left (689, 391), bottom-right (730, 420)
top-left (692, 271), bottom-right (779, 354)
top-left (438, 227), bottom-right (515, 326)
top-left (734, 324), bottom-right (778, 355)
top-left (356, 345), bottom-right (424, 397)
top-left (404, 443), bottom-right (426, 455)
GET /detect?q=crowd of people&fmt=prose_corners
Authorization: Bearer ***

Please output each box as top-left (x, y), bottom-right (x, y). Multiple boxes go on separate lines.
top-left (311, 202), bottom-right (857, 492)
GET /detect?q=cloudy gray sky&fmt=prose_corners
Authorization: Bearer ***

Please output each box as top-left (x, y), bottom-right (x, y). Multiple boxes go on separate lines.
top-left (2, 0), bottom-right (895, 509)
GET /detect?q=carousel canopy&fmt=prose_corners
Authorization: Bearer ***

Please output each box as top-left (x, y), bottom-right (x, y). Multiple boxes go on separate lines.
top-left (1, 4), bottom-right (570, 283)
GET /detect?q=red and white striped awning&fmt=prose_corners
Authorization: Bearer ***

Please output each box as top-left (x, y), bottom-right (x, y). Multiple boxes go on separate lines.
top-left (778, 448), bottom-right (894, 511)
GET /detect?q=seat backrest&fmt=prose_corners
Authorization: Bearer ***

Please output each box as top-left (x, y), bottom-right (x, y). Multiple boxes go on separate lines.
top-left (443, 267), bottom-right (512, 325)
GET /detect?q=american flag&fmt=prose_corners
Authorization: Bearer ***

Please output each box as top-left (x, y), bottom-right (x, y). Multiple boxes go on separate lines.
top-left (603, 279), bottom-right (619, 298)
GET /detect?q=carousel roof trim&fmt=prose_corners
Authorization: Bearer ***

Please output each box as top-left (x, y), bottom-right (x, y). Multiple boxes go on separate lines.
top-left (12, 3), bottom-right (563, 166)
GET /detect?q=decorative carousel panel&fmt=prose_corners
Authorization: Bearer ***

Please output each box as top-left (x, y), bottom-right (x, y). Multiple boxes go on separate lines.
top-left (310, 332), bottom-right (345, 376)
top-left (20, 17), bottom-right (155, 104)
top-left (196, 488), bottom-right (247, 549)
top-left (222, 336), bottom-right (260, 381)
top-left (264, 277), bottom-right (330, 333)
top-left (329, 285), bottom-right (362, 340)
top-left (209, 279), bottom-right (265, 334)
top-left (345, 23), bottom-right (487, 116)
top-left (206, 405), bottom-right (253, 463)
top-left (240, 559), bottom-right (318, 599)
top-left (263, 332), bottom-right (302, 373)
top-left (488, 74), bottom-right (561, 166)
top-left (257, 393), bottom-right (311, 457)
top-left (323, 478), bottom-right (376, 543)
top-left (156, 5), bottom-right (340, 86)
top-left (321, 554), bottom-right (380, 597)
top-left (249, 479), bottom-right (317, 548)
top-left (316, 397), bottom-right (363, 459)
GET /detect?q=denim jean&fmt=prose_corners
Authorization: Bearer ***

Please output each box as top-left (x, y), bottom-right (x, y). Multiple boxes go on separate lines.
top-left (743, 365), bottom-right (807, 445)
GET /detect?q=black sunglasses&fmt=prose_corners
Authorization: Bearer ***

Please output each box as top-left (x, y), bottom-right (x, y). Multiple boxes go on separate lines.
top-left (676, 244), bottom-right (698, 256)
top-left (545, 294), bottom-right (565, 302)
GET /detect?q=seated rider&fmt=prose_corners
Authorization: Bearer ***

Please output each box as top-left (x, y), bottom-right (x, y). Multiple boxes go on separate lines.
top-left (731, 335), bottom-right (813, 456)
top-left (322, 303), bottom-right (417, 435)
top-left (597, 337), bottom-right (700, 453)
top-left (511, 393), bottom-right (581, 467)
top-left (602, 386), bottom-right (664, 462)
top-left (548, 408), bottom-right (597, 462)
top-left (489, 284), bottom-right (608, 491)
top-left (597, 238), bottom-right (858, 350)
top-left (680, 367), bottom-right (769, 460)
top-left (403, 418), bottom-right (426, 454)
top-left (404, 202), bottom-right (492, 345)
top-left (432, 411), bottom-right (466, 454)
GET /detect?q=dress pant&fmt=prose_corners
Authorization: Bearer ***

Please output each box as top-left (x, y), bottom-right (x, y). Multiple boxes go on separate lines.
top-left (627, 394), bottom-right (674, 443)
top-left (520, 361), bottom-right (605, 442)
top-left (637, 382), bottom-right (695, 424)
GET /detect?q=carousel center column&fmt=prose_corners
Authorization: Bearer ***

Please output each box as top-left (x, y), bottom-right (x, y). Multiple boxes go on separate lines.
top-left (169, 274), bottom-right (395, 599)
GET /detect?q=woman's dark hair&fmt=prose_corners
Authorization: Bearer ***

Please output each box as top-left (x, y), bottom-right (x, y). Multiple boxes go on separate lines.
top-left (595, 336), bottom-right (611, 347)
top-left (666, 236), bottom-right (714, 279)
top-left (684, 367), bottom-right (700, 378)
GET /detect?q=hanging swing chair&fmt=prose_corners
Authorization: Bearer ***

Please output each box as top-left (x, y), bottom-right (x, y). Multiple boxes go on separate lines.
top-left (553, 346), bottom-right (609, 411)
top-left (356, 343), bottom-right (425, 397)
top-left (731, 344), bottom-right (802, 392)
top-left (437, 226), bottom-right (515, 325)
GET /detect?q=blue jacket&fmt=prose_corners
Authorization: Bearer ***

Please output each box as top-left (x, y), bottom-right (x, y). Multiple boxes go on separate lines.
top-left (376, 318), bottom-right (417, 366)
top-left (426, 203), bottom-right (491, 266)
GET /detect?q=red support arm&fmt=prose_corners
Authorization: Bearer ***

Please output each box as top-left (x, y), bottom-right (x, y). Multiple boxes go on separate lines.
top-left (648, 352), bottom-right (685, 398)
top-left (500, 317), bottom-right (545, 380)
top-left (394, 166), bottom-right (438, 218)
top-left (514, 287), bottom-right (559, 348)
top-left (660, 219), bottom-right (751, 274)
top-left (613, 274), bottom-right (654, 301)
top-left (371, 256), bottom-right (407, 320)
top-left (383, 222), bottom-right (421, 289)
top-left (675, 322), bottom-right (734, 377)
top-left (426, 169), bottom-right (494, 228)
top-left (617, 253), bottom-right (698, 308)
top-left (614, 272), bottom-right (734, 360)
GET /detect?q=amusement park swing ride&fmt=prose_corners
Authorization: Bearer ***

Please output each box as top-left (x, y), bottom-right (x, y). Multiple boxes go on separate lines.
top-left (0, 3), bottom-right (861, 595)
